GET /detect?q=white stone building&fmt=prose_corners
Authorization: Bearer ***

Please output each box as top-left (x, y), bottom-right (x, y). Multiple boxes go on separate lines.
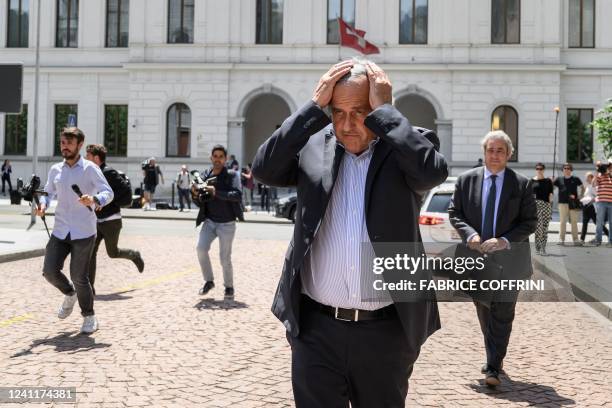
top-left (0, 0), bottom-right (610, 194)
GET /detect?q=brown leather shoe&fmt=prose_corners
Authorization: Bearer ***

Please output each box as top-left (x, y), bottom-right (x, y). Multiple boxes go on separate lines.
top-left (485, 367), bottom-right (501, 387)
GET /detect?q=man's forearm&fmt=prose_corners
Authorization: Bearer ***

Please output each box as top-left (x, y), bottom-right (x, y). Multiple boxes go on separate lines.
top-left (365, 104), bottom-right (448, 192)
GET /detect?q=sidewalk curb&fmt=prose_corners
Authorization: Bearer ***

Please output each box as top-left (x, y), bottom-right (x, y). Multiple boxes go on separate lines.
top-left (533, 256), bottom-right (612, 321)
top-left (40, 212), bottom-right (293, 225)
top-left (0, 248), bottom-right (45, 264)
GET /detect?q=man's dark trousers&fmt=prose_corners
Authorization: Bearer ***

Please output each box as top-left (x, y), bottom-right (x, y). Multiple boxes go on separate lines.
top-left (291, 297), bottom-right (420, 408)
top-left (88, 219), bottom-right (139, 289)
top-left (43, 234), bottom-right (96, 316)
top-left (178, 187), bottom-right (191, 210)
top-left (474, 295), bottom-right (518, 371)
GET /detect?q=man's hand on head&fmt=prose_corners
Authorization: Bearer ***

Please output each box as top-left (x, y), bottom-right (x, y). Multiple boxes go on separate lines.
top-left (365, 62), bottom-right (392, 110)
top-left (312, 60), bottom-right (354, 108)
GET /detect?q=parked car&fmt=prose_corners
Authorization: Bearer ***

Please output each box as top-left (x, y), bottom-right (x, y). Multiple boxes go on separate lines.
top-left (419, 177), bottom-right (461, 243)
top-left (275, 192), bottom-right (297, 222)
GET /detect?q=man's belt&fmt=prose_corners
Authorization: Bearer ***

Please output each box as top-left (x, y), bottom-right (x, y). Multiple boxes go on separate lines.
top-left (302, 295), bottom-right (397, 322)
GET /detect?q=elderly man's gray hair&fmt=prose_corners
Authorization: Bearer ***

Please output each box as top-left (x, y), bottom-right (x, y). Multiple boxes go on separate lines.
top-left (481, 130), bottom-right (514, 156)
top-left (337, 57), bottom-right (372, 85)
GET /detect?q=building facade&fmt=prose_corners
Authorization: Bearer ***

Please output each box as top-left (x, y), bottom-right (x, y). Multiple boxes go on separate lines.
top-left (1, 0), bottom-right (610, 193)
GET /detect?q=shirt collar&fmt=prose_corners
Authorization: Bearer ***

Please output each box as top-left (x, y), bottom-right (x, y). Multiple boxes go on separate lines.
top-left (484, 166), bottom-right (505, 180)
top-left (62, 155), bottom-right (84, 169)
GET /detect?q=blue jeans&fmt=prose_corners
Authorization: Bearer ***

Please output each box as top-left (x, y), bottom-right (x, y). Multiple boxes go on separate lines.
top-left (595, 201), bottom-right (612, 243)
top-left (196, 220), bottom-right (236, 288)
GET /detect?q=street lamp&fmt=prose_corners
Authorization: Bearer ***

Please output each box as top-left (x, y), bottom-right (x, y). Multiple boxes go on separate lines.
top-left (552, 106), bottom-right (560, 179)
top-left (30, 0), bottom-right (42, 227)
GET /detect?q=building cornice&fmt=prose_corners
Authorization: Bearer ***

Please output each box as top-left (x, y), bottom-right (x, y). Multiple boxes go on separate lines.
top-left (18, 62), bottom-right (610, 74)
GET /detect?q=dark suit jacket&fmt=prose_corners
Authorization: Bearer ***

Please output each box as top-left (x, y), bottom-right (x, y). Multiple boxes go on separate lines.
top-left (194, 168), bottom-right (244, 227)
top-left (252, 100), bottom-right (448, 352)
top-left (448, 167), bottom-right (537, 280)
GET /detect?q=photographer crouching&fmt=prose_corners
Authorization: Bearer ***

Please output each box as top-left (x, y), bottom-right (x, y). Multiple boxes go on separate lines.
top-left (193, 145), bottom-right (244, 300)
top-left (37, 128), bottom-right (114, 334)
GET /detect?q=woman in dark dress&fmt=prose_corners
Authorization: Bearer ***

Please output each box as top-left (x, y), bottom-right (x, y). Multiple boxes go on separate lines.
top-left (532, 163), bottom-right (553, 255)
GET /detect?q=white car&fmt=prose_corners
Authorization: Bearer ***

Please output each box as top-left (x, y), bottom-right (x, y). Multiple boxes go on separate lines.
top-left (419, 177), bottom-right (461, 243)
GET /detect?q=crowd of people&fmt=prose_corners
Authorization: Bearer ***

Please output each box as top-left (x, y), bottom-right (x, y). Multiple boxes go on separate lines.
top-left (3, 56), bottom-right (609, 407)
top-left (531, 160), bottom-right (612, 255)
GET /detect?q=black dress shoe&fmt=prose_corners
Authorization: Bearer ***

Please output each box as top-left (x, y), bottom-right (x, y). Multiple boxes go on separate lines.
top-left (485, 367), bottom-right (501, 387)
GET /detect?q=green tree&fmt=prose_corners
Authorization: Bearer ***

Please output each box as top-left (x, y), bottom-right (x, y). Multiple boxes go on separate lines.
top-left (591, 98), bottom-right (612, 159)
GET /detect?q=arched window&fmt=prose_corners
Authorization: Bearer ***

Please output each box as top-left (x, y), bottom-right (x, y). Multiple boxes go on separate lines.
top-left (491, 105), bottom-right (518, 162)
top-left (166, 103), bottom-right (191, 157)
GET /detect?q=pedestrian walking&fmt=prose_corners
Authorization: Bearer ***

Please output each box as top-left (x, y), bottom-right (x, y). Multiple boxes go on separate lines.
top-left (594, 161), bottom-right (612, 246)
top-left (259, 183), bottom-right (270, 212)
top-left (194, 145), bottom-right (244, 301)
top-left (553, 163), bottom-right (584, 246)
top-left (1, 160), bottom-right (12, 194)
top-left (176, 165), bottom-right (192, 211)
top-left (142, 157), bottom-right (164, 211)
top-left (449, 130), bottom-right (537, 386)
top-left (241, 163), bottom-right (254, 211)
top-left (532, 163), bottom-right (553, 255)
top-left (581, 172), bottom-right (608, 243)
top-left (253, 58), bottom-right (447, 407)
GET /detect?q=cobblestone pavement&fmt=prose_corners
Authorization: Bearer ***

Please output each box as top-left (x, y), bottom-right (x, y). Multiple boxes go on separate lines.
top-left (0, 235), bottom-right (611, 407)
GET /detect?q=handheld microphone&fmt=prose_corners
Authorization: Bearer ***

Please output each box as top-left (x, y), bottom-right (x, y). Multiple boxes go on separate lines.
top-left (71, 184), bottom-right (93, 212)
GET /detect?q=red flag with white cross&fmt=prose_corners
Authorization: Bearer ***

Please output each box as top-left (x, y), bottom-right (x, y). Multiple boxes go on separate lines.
top-left (338, 18), bottom-right (380, 55)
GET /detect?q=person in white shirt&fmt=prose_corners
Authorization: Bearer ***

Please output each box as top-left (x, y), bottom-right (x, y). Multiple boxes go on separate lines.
top-left (37, 127), bottom-right (114, 334)
top-left (176, 165), bottom-right (192, 212)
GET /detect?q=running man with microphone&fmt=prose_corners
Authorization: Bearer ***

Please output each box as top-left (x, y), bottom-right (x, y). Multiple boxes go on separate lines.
top-left (37, 127), bottom-right (113, 334)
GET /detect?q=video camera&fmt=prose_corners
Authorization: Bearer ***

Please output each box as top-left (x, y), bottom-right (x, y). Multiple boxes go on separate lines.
top-left (141, 159), bottom-right (151, 170)
top-left (190, 170), bottom-right (217, 204)
top-left (20, 174), bottom-right (48, 203)
top-left (20, 174), bottom-right (51, 238)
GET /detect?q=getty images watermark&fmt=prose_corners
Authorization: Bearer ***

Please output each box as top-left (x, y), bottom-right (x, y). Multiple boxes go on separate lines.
top-left (356, 242), bottom-right (578, 303)
top-left (371, 253), bottom-right (545, 292)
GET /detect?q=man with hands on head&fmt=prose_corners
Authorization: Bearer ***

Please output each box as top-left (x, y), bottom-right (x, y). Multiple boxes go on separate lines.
top-left (38, 127), bottom-right (114, 334)
top-left (448, 131), bottom-right (537, 387)
top-left (253, 58), bottom-right (447, 407)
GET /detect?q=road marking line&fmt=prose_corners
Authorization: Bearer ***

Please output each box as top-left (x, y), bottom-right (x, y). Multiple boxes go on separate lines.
top-left (0, 313), bottom-right (35, 329)
top-left (113, 268), bottom-right (197, 292)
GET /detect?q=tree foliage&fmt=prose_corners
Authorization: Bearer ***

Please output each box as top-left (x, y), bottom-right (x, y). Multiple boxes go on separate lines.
top-left (592, 98), bottom-right (612, 159)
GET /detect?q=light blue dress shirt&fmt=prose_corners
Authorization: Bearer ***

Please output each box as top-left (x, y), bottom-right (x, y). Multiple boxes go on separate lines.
top-left (41, 156), bottom-right (114, 240)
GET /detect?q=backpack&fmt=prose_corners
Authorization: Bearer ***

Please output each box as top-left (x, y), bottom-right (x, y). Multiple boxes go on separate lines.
top-left (114, 171), bottom-right (133, 208)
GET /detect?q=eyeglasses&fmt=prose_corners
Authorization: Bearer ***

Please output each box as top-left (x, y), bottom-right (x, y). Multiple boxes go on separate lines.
top-left (535, 167), bottom-right (544, 171)
top-left (563, 167), bottom-right (572, 170)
